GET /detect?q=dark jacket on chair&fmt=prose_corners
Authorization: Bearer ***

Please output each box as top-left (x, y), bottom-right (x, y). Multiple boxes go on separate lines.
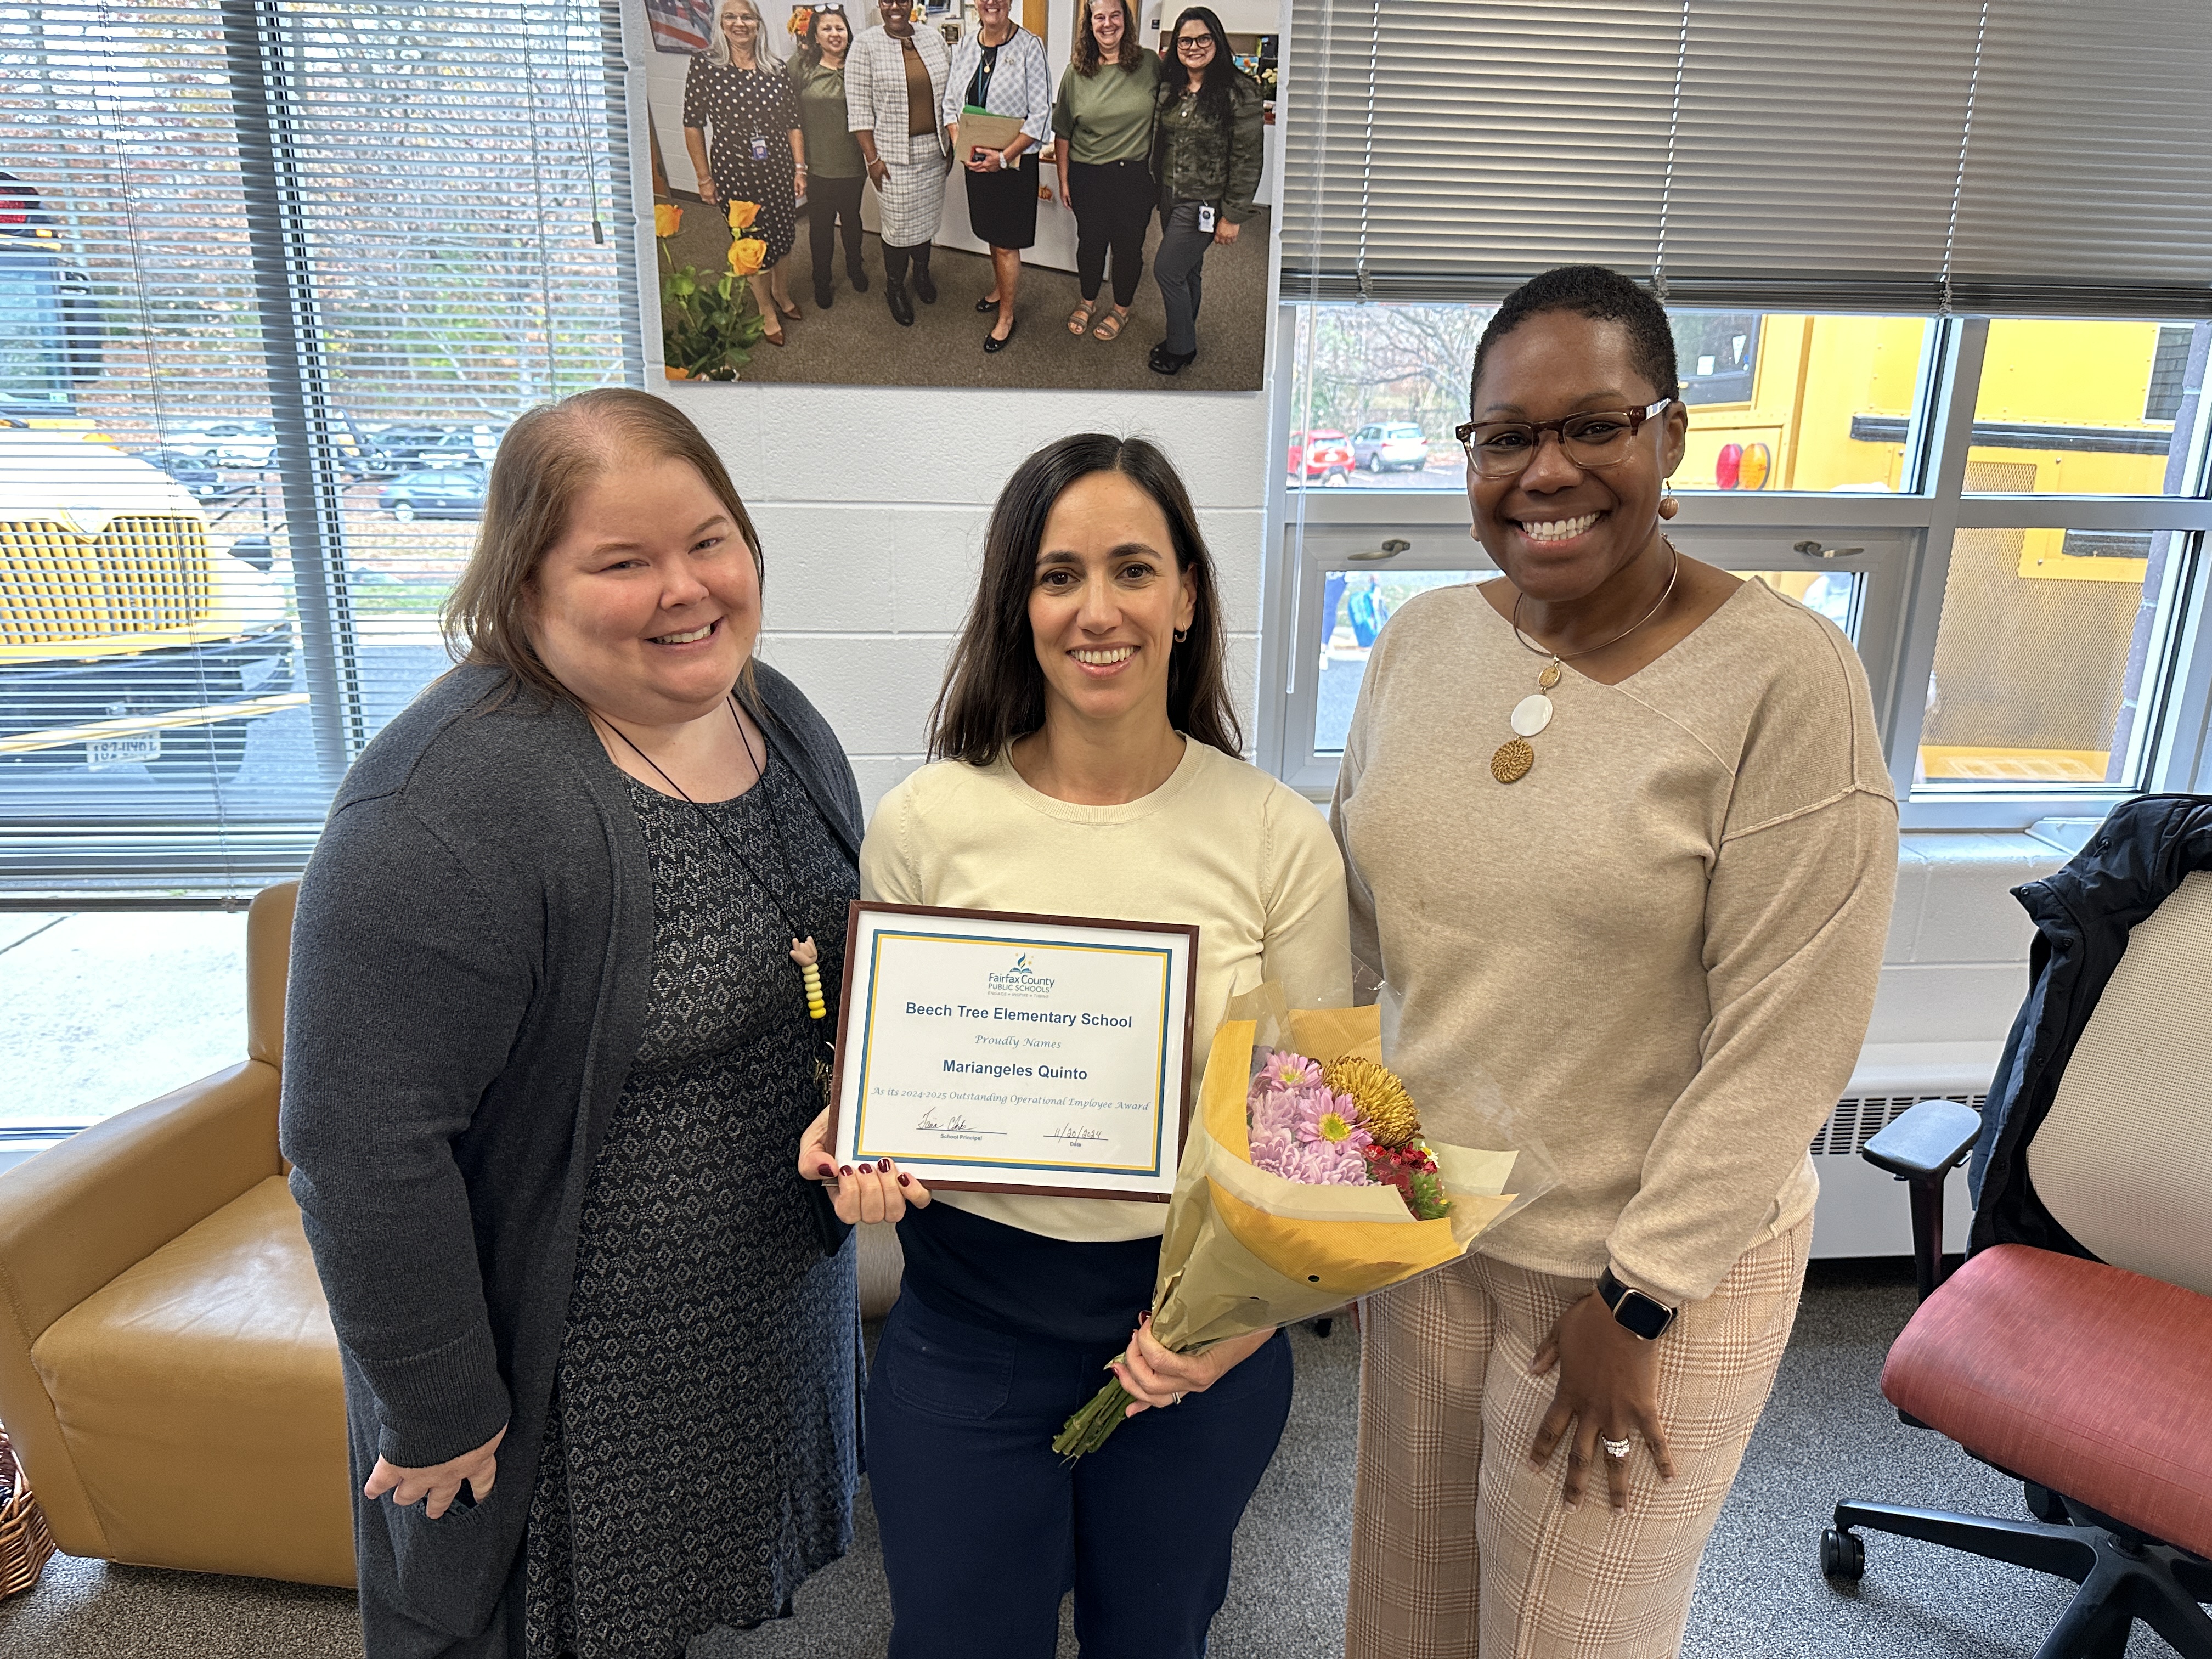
top-left (280, 663), bottom-right (862, 1658)
top-left (1967, 793), bottom-right (2212, 1258)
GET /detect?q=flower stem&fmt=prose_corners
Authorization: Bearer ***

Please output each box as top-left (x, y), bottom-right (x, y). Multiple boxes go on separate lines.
top-left (1052, 1378), bottom-right (1137, 1460)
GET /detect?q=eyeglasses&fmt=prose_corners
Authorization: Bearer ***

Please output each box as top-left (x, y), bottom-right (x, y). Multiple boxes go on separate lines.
top-left (1454, 398), bottom-right (1673, 479)
top-left (1175, 33), bottom-right (1214, 51)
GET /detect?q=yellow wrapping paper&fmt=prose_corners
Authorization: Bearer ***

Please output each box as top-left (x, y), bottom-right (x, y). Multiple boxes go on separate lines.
top-left (1142, 999), bottom-right (1536, 1356)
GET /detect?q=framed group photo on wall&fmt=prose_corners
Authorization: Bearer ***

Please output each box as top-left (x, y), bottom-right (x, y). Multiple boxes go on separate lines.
top-left (629, 0), bottom-right (1280, 390)
top-left (825, 902), bottom-right (1199, 1199)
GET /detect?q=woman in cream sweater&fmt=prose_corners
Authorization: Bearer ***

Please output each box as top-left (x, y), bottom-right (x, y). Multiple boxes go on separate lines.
top-left (1334, 266), bottom-right (1897, 1656)
top-left (809, 433), bottom-right (1347, 1659)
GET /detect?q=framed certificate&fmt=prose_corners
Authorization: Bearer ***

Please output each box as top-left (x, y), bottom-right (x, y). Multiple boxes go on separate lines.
top-left (826, 902), bottom-right (1199, 1200)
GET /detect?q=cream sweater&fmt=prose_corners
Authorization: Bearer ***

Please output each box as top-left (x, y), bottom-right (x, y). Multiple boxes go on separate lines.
top-left (1332, 577), bottom-right (1898, 1306)
top-left (861, 740), bottom-right (1352, 1242)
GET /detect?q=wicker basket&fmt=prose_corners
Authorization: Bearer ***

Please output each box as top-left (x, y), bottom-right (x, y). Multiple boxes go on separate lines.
top-left (0, 1428), bottom-right (55, 1599)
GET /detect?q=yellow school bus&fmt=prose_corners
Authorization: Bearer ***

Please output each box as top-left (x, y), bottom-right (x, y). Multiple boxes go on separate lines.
top-left (1671, 314), bottom-right (2192, 783)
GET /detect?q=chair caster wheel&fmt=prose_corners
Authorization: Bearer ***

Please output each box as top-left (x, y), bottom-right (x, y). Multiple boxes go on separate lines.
top-left (1821, 1526), bottom-right (1865, 1581)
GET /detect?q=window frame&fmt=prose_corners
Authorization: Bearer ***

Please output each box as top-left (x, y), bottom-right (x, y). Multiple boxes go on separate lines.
top-left (1259, 312), bottom-right (2212, 828)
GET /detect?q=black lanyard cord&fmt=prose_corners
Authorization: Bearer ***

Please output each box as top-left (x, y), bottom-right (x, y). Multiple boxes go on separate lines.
top-left (599, 696), bottom-right (810, 949)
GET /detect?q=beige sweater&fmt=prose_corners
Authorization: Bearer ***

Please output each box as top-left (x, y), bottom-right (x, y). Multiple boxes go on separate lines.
top-left (1332, 577), bottom-right (1897, 1306)
top-left (862, 739), bottom-right (1352, 1243)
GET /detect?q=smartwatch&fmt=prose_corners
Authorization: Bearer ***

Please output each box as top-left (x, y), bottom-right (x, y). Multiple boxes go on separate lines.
top-left (1596, 1266), bottom-right (1677, 1341)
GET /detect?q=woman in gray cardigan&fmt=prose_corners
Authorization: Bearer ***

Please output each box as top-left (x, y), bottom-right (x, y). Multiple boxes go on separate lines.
top-left (280, 388), bottom-right (900, 1658)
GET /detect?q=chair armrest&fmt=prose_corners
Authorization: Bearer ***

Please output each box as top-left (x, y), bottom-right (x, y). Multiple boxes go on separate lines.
top-left (1861, 1098), bottom-right (1980, 1182)
top-left (0, 1059), bottom-right (280, 1555)
top-left (0, 1061), bottom-right (279, 1347)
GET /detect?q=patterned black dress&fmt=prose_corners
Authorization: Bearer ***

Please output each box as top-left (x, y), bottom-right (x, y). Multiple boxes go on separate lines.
top-left (523, 753), bottom-right (859, 1659)
top-left (682, 58), bottom-right (801, 268)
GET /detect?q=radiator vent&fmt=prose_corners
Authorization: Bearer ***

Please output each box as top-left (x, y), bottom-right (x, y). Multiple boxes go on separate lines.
top-left (1809, 1093), bottom-right (1989, 1159)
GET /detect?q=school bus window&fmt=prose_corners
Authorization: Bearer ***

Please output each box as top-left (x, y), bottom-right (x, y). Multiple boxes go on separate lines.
top-left (1667, 313), bottom-right (1934, 494)
top-left (1964, 319), bottom-right (2209, 496)
top-left (1916, 526), bottom-right (2187, 790)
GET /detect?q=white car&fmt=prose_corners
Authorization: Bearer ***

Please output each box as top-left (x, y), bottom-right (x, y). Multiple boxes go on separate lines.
top-left (169, 420), bottom-right (277, 469)
top-left (1351, 422), bottom-right (1430, 474)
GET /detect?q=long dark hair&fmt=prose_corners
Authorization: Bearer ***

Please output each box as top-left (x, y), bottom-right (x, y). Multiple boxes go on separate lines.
top-left (1074, 0), bottom-right (1142, 75)
top-left (1165, 5), bottom-right (1243, 123)
top-left (929, 434), bottom-right (1242, 766)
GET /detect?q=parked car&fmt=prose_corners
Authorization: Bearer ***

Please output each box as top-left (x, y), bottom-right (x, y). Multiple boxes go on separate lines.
top-left (379, 467), bottom-right (487, 521)
top-left (134, 447), bottom-right (232, 501)
top-left (168, 420), bottom-right (276, 469)
top-left (1288, 429), bottom-right (1353, 483)
top-left (371, 422), bottom-right (503, 469)
top-left (1351, 422), bottom-right (1430, 473)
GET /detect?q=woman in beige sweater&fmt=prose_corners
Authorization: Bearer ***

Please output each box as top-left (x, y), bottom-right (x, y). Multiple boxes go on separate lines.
top-left (828, 433), bottom-right (1348, 1658)
top-left (1333, 266), bottom-right (1897, 1657)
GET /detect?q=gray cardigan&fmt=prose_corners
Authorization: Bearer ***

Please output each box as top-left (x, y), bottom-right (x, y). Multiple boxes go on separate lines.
top-left (279, 663), bottom-right (862, 1655)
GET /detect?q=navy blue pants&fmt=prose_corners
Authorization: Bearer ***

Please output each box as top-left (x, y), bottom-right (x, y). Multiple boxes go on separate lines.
top-left (867, 1293), bottom-right (1294, 1659)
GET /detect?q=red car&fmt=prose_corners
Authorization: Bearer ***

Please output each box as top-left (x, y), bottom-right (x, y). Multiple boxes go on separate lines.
top-left (1288, 429), bottom-right (1353, 482)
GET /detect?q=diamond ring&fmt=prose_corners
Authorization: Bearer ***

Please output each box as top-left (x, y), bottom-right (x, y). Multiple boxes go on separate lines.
top-left (1600, 1436), bottom-right (1632, 1460)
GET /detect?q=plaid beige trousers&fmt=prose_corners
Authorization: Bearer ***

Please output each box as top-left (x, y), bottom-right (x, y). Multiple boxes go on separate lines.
top-left (1346, 1214), bottom-right (1812, 1658)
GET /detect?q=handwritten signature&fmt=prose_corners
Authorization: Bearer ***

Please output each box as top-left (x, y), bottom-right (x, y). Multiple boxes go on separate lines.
top-left (917, 1109), bottom-right (1004, 1135)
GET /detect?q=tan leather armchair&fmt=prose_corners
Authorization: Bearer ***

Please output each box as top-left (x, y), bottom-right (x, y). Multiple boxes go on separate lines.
top-left (0, 881), bottom-right (353, 1587)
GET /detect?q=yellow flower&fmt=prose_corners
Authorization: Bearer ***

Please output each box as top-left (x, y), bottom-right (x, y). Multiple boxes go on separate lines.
top-left (653, 202), bottom-right (684, 238)
top-left (1323, 1056), bottom-right (1420, 1148)
top-left (726, 199), bottom-right (761, 232)
top-left (726, 234), bottom-right (766, 275)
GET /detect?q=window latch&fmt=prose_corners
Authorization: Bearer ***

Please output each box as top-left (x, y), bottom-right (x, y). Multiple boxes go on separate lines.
top-left (1794, 540), bottom-right (1865, 560)
top-left (1348, 538), bottom-right (1410, 563)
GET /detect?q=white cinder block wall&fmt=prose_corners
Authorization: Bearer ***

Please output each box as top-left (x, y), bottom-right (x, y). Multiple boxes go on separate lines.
top-left (670, 384), bottom-right (1272, 812)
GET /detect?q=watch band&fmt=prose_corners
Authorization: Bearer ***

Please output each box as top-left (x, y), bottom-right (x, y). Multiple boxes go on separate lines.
top-left (1597, 1266), bottom-right (1678, 1340)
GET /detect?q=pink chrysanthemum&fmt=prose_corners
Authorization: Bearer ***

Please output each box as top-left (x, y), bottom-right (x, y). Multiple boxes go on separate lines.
top-left (1257, 1049), bottom-right (1324, 1091)
top-left (1296, 1092), bottom-right (1372, 1152)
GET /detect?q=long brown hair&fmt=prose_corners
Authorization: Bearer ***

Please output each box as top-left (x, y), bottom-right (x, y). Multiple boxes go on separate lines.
top-left (1073, 0), bottom-right (1142, 75)
top-left (442, 387), bottom-right (765, 709)
top-left (929, 433), bottom-right (1242, 765)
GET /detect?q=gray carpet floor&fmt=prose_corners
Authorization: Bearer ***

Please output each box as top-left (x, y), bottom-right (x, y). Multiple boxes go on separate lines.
top-left (658, 195), bottom-right (1268, 392)
top-left (0, 1261), bottom-right (2186, 1658)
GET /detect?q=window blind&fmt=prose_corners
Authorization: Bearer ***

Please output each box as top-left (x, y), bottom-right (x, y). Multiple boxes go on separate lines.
top-left (1284, 0), bottom-right (2212, 315)
top-left (0, 0), bottom-right (635, 899)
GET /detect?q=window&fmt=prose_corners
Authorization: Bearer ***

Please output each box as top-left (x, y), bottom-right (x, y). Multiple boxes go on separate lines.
top-left (1967, 321), bottom-right (2209, 496)
top-left (0, 0), bottom-right (635, 899)
top-left (1285, 308), bottom-right (1938, 497)
top-left (2146, 326), bottom-right (2196, 425)
top-left (1272, 1), bottom-right (2212, 825)
top-left (1266, 311), bottom-right (2212, 822)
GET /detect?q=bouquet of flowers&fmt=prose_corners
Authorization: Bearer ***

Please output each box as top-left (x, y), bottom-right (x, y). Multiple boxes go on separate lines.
top-left (1053, 987), bottom-right (1551, 1458)
top-left (656, 199), bottom-right (770, 381)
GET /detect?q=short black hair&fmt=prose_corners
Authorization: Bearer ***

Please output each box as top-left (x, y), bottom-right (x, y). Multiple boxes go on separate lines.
top-left (1468, 266), bottom-right (1680, 411)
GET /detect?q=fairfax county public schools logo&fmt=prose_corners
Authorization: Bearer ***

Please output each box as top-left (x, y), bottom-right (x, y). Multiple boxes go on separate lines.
top-left (985, 952), bottom-right (1054, 998)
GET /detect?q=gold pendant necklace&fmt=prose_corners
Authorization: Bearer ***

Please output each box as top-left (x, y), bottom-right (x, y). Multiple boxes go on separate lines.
top-left (1493, 542), bottom-right (1679, 786)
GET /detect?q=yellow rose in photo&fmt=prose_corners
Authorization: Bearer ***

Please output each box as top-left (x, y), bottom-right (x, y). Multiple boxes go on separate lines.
top-left (726, 235), bottom-right (767, 275)
top-left (726, 200), bottom-right (761, 232)
top-left (653, 202), bottom-right (683, 238)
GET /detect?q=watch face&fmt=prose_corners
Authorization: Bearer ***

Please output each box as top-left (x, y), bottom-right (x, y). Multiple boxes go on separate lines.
top-left (1616, 1290), bottom-right (1673, 1340)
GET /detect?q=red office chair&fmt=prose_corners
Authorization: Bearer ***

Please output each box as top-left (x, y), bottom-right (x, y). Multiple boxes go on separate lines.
top-left (1824, 859), bottom-right (2212, 1658)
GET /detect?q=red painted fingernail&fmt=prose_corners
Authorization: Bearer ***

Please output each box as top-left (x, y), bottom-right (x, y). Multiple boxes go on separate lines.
top-left (878, 1158), bottom-right (891, 1173)
top-left (839, 1165), bottom-right (853, 1177)
top-left (898, 1173), bottom-right (911, 1187)
top-left (817, 1163), bottom-right (836, 1178)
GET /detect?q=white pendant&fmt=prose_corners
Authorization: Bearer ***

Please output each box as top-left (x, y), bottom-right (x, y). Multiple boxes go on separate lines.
top-left (1510, 693), bottom-right (1554, 738)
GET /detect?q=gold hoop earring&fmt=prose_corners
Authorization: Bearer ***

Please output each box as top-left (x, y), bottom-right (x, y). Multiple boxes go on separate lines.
top-left (1173, 627), bottom-right (1190, 644)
